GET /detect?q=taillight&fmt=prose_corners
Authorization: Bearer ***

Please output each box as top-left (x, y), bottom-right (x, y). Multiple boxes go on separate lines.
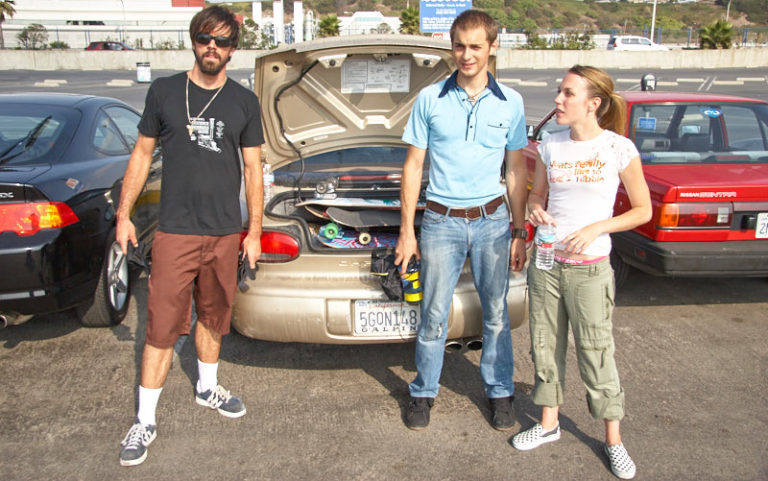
top-left (0, 202), bottom-right (79, 236)
top-left (656, 203), bottom-right (732, 228)
top-left (239, 230), bottom-right (300, 263)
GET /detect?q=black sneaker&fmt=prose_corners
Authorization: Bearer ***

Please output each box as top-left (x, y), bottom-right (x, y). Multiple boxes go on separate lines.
top-left (119, 421), bottom-right (156, 467)
top-left (405, 396), bottom-right (434, 430)
top-left (488, 395), bottom-right (515, 431)
top-left (195, 385), bottom-right (246, 418)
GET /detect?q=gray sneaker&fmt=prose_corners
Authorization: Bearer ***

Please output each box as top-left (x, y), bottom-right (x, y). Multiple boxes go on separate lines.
top-left (119, 421), bottom-right (156, 467)
top-left (511, 423), bottom-right (561, 451)
top-left (605, 443), bottom-right (637, 479)
top-left (195, 385), bottom-right (246, 418)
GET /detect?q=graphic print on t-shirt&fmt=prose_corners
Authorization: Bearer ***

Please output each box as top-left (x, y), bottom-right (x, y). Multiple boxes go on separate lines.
top-left (189, 117), bottom-right (223, 153)
top-left (549, 154), bottom-right (606, 184)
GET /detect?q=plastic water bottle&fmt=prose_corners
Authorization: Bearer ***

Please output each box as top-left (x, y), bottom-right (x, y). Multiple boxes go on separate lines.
top-left (262, 163), bottom-right (274, 203)
top-left (535, 224), bottom-right (556, 270)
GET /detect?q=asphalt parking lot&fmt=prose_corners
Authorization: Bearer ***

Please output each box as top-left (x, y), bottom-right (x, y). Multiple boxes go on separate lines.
top-left (1, 268), bottom-right (766, 481)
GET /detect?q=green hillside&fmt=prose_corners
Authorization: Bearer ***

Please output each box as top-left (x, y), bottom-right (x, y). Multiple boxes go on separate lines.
top-left (216, 0), bottom-right (766, 30)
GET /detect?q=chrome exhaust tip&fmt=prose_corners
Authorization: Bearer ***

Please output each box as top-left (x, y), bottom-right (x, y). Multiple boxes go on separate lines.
top-left (444, 339), bottom-right (464, 353)
top-left (465, 337), bottom-right (483, 351)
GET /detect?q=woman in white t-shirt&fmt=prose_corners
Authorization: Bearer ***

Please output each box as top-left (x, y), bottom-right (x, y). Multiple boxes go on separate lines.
top-left (512, 65), bottom-right (651, 480)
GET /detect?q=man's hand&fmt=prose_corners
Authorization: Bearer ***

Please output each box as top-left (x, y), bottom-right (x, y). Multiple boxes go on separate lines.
top-left (394, 232), bottom-right (420, 277)
top-left (510, 238), bottom-right (527, 271)
top-left (116, 217), bottom-right (137, 255)
top-left (241, 232), bottom-right (262, 269)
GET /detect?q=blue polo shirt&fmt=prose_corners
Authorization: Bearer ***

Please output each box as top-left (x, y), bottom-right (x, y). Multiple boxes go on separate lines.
top-left (402, 71), bottom-right (527, 207)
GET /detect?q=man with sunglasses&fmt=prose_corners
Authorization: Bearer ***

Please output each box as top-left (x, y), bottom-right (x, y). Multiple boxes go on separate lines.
top-left (115, 6), bottom-right (264, 467)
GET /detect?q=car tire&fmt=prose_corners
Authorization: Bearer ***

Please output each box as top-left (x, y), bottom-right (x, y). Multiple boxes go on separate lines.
top-left (77, 229), bottom-right (132, 327)
top-left (610, 250), bottom-right (630, 290)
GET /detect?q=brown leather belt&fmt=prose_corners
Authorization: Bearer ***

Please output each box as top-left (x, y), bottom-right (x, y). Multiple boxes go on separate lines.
top-left (426, 196), bottom-right (504, 220)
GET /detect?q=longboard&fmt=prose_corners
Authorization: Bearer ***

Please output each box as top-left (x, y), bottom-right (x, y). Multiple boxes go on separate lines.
top-left (297, 197), bottom-right (426, 210)
top-left (326, 206), bottom-right (422, 228)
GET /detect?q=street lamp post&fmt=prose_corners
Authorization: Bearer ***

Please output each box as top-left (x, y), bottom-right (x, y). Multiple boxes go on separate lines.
top-left (650, 0), bottom-right (657, 42)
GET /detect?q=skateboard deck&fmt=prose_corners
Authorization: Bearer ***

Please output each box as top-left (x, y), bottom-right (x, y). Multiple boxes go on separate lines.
top-left (303, 204), bottom-right (329, 220)
top-left (297, 197), bottom-right (426, 210)
top-left (317, 224), bottom-right (398, 249)
top-left (326, 206), bottom-right (422, 228)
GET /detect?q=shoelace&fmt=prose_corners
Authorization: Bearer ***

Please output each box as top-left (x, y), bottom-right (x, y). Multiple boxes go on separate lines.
top-left (205, 386), bottom-right (232, 408)
top-left (122, 424), bottom-right (150, 448)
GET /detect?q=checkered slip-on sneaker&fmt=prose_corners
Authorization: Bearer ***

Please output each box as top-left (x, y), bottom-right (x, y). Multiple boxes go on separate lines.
top-left (604, 443), bottom-right (637, 479)
top-left (511, 423), bottom-right (561, 451)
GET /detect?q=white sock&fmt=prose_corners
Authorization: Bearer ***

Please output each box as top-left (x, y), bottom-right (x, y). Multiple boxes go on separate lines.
top-left (137, 386), bottom-right (162, 427)
top-left (196, 359), bottom-right (219, 394)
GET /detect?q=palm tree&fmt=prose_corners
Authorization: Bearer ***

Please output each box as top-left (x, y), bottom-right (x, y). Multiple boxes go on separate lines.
top-left (699, 19), bottom-right (734, 49)
top-left (399, 7), bottom-right (420, 35)
top-left (317, 15), bottom-right (340, 38)
top-left (0, 0), bottom-right (17, 49)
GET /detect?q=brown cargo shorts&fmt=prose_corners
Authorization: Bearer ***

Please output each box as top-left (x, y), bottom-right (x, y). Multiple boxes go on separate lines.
top-left (146, 231), bottom-right (240, 348)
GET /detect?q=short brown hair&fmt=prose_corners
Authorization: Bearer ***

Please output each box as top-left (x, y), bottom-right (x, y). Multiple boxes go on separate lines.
top-left (449, 10), bottom-right (498, 45)
top-left (189, 6), bottom-right (240, 47)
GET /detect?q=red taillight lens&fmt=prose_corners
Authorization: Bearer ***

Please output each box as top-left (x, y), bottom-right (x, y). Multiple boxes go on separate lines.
top-left (657, 203), bottom-right (732, 228)
top-left (240, 230), bottom-right (300, 263)
top-left (0, 202), bottom-right (79, 236)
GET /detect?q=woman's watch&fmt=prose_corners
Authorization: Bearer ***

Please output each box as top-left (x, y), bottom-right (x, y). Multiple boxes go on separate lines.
top-left (512, 228), bottom-right (528, 239)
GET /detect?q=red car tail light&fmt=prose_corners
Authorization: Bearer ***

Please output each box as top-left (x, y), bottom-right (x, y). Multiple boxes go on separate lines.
top-left (0, 202), bottom-right (79, 236)
top-left (656, 203), bottom-right (732, 228)
top-left (239, 230), bottom-right (300, 263)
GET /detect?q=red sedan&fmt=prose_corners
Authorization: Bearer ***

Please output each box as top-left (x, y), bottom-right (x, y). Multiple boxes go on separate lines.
top-left (524, 91), bottom-right (768, 287)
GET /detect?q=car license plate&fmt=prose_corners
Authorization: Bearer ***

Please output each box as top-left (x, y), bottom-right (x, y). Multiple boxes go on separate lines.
top-left (354, 300), bottom-right (420, 337)
top-left (757, 212), bottom-right (768, 239)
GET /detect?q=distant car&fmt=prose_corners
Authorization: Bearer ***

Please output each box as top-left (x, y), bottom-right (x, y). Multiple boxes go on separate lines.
top-left (524, 91), bottom-right (768, 287)
top-left (607, 35), bottom-right (669, 51)
top-left (85, 41), bottom-right (134, 51)
top-left (232, 35), bottom-right (529, 345)
top-left (0, 93), bottom-right (161, 328)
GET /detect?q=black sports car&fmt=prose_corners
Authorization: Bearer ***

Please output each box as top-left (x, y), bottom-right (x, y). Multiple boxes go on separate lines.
top-left (0, 93), bottom-right (160, 328)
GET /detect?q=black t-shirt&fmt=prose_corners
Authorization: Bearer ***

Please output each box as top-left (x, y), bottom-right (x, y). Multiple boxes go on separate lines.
top-left (138, 72), bottom-right (264, 235)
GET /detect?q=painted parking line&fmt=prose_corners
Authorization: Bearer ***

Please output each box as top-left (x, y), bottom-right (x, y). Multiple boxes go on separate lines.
top-left (712, 80), bottom-right (744, 86)
top-left (107, 79), bottom-right (134, 87)
top-left (676, 78), bottom-right (705, 83)
top-left (498, 78), bottom-right (549, 87)
top-left (737, 77), bottom-right (766, 82)
top-left (33, 79), bottom-right (68, 87)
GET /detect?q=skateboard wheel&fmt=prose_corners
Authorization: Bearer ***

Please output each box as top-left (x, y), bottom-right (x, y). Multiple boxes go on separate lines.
top-left (324, 223), bottom-right (339, 239)
top-left (358, 232), bottom-right (372, 245)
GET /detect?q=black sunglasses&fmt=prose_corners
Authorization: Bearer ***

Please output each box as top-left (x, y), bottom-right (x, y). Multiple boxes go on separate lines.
top-left (195, 32), bottom-right (234, 48)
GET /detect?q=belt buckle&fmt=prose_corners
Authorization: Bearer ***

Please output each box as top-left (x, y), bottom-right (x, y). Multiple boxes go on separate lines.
top-left (465, 206), bottom-right (482, 220)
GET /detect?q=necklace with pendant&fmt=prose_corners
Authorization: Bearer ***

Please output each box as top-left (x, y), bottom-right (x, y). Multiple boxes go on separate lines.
top-left (463, 83), bottom-right (487, 104)
top-left (185, 75), bottom-right (225, 141)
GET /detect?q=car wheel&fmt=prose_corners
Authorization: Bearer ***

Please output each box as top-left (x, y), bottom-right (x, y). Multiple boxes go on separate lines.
top-left (77, 229), bottom-right (131, 327)
top-left (610, 250), bottom-right (629, 290)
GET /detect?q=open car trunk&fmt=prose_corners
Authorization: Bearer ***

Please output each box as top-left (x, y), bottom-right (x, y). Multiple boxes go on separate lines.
top-left (252, 35), bottom-right (485, 250)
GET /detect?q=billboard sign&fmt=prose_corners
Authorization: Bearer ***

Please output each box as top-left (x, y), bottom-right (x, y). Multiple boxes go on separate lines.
top-left (419, 0), bottom-right (471, 34)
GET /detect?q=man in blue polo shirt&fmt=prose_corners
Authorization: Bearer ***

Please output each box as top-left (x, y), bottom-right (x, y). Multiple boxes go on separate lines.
top-left (395, 9), bottom-right (528, 431)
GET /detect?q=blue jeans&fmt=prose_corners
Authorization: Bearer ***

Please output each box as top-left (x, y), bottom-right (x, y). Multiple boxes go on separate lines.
top-left (409, 204), bottom-right (515, 399)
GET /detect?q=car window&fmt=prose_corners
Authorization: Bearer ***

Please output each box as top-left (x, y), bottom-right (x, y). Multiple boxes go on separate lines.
top-left (629, 102), bottom-right (768, 164)
top-left (104, 106), bottom-right (140, 148)
top-left (92, 110), bottom-right (130, 155)
top-left (721, 104), bottom-right (768, 152)
top-left (274, 146), bottom-right (415, 187)
top-left (0, 105), bottom-right (77, 165)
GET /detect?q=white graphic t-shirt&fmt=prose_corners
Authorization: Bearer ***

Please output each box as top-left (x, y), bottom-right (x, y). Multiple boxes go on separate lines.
top-left (537, 128), bottom-right (638, 256)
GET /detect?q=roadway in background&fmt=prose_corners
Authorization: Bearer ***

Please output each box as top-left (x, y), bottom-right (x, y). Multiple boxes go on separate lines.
top-left (0, 67), bottom-right (766, 124)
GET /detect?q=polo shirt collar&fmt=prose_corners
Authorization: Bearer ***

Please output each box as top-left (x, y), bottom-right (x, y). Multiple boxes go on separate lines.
top-left (438, 71), bottom-right (507, 101)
